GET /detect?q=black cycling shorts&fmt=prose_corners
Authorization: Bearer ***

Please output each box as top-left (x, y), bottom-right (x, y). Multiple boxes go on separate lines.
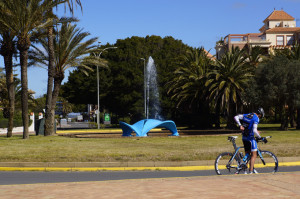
top-left (243, 139), bottom-right (258, 152)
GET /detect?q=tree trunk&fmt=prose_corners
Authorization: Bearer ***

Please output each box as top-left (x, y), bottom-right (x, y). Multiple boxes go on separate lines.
top-left (4, 53), bottom-right (15, 137)
top-left (44, 25), bottom-right (56, 136)
top-left (0, 33), bottom-right (15, 138)
top-left (20, 50), bottom-right (29, 139)
top-left (226, 101), bottom-right (237, 129)
top-left (296, 108), bottom-right (300, 129)
top-left (50, 76), bottom-right (64, 133)
top-left (214, 98), bottom-right (221, 129)
top-left (17, 37), bottom-right (30, 139)
top-left (289, 106), bottom-right (296, 128)
top-left (280, 105), bottom-right (289, 131)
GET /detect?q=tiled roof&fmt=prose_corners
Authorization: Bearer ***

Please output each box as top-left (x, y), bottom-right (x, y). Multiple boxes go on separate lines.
top-left (204, 49), bottom-right (215, 60)
top-left (247, 33), bottom-right (263, 36)
top-left (266, 27), bottom-right (300, 33)
top-left (259, 25), bottom-right (266, 32)
top-left (263, 10), bottom-right (294, 22)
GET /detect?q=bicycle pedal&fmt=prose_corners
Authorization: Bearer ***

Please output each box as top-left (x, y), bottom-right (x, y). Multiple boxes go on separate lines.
top-left (238, 163), bottom-right (247, 170)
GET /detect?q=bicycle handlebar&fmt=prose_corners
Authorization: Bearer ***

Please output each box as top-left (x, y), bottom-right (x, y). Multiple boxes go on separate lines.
top-left (256, 136), bottom-right (272, 143)
top-left (227, 136), bottom-right (272, 144)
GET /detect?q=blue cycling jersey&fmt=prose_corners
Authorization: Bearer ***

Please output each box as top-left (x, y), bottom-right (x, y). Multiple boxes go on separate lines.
top-left (241, 113), bottom-right (260, 140)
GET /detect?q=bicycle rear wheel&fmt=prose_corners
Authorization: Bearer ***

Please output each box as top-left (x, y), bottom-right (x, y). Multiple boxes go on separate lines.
top-left (215, 152), bottom-right (240, 175)
top-left (254, 150), bottom-right (278, 173)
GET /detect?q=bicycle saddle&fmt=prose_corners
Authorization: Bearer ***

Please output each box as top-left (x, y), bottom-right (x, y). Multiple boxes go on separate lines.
top-left (228, 136), bottom-right (238, 141)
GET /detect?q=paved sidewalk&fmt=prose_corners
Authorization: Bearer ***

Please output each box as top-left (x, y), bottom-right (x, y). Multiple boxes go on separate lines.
top-left (0, 172), bottom-right (299, 198)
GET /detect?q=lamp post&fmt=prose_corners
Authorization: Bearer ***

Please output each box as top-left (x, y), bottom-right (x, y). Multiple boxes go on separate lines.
top-left (94, 45), bottom-right (117, 129)
top-left (140, 58), bottom-right (146, 118)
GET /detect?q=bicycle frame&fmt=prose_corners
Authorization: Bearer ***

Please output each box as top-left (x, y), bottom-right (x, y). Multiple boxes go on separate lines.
top-left (228, 136), bottom-right (272, 169)
top-left (257, 147), bottom-right (278, 168)
top-left (226, 136), bottom-right (245, 170)
top-left (215, 135), bottom-right (278, 175)
top-left (257, 150), bottom-right (263, 163)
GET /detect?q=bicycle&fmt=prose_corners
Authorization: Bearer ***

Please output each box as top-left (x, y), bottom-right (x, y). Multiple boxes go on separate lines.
top-left (215, 136), bottom-right (278, 175)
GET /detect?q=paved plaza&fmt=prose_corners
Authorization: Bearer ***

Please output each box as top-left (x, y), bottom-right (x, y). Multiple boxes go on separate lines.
top-left (0, 172), bottom-right (299, 199)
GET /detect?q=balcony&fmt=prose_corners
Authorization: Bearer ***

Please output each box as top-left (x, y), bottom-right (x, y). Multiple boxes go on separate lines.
top-left (219, 34), bottom-right (271, 49)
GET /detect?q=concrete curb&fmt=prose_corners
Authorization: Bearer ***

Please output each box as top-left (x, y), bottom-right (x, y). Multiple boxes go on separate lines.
top-left (0, 157), bottom-right (299, 172)
top-left (0, 160), bottom-right (214, 170)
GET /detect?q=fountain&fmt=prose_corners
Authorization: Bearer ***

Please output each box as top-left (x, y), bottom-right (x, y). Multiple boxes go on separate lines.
top-left (120, 56), bottom-right (179, 137)
top-left (145, 56), bottom-right (162, 120)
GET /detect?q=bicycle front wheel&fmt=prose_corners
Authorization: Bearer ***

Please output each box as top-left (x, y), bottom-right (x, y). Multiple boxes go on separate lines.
top-left (215, 152), bottom-right (240, 175)
top-left (254, 150), bottom-right (278, 173)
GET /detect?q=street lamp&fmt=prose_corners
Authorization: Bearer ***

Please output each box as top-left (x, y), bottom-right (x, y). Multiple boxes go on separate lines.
top-left (140, 58), bottom-right (146, 118)
top-left (93, 44), bottom-right (117, 129)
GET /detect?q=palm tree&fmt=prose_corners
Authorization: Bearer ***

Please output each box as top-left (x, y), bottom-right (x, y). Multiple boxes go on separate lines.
top-left (0, 0), bottom-right (19, 138)
top-left (64, 0), bottom-right (82, 13)
top-left (167, 47), bottom-right (214, 128)
top-left (0, 29), bottom-right (16, 137)
top-left (0, 0), bottom-right (64, 139)
top-left (288, 41), bottom-right (300, 61)
top-left (30, 22), bottom-right (99, 132)
top-left (57, 97), bottom-right (73, 117)
top-left (245, 46), bottom-right (264, 68)
top-left (206, 47), bottom-right (253, 129)
top-left (44, 0), bottom-right (82, 136)
top-left (0, 68), bottom-right (6, 107)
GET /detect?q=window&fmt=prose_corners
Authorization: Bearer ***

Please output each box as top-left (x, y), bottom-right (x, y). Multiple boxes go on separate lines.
top-left (276, 36), bottom-right (284, 46)
top-left (286, 35), bottom-right (294, 46)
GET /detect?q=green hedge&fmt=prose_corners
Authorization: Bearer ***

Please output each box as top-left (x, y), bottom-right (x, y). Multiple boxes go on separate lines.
top-left (0, 119), bottom-right (33, 128)
top-left (0, 111), bottom-right (32, 128)
top-left (0, 119), bottom-right (23, 128)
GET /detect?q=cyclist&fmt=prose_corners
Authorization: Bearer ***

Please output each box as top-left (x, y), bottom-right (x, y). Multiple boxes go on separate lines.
top-left (234, 108), bottom-right (267, 174)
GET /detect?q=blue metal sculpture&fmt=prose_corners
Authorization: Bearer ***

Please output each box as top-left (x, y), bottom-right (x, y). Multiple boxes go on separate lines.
top-left (120, 119), bottom-right (179, 137)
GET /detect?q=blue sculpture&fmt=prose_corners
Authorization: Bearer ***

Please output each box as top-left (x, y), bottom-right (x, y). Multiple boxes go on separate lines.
top-left (120, 119), bottom-right (179, 137)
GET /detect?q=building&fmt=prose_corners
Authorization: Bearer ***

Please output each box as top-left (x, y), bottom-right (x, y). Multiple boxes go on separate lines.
top-left (216, 9), bottom-right (300, 59)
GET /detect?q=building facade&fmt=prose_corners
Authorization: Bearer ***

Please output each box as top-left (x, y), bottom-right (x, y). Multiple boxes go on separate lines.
top-left (216, 9), bottom-right (300, 59)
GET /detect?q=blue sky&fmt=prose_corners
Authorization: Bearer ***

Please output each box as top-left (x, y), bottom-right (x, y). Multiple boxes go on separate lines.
top-left (5, 0), bottom-right (300, 97)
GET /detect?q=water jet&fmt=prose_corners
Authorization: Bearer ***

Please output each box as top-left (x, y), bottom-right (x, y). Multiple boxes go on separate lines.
top-left (120, 57), bottom-right (178, 137)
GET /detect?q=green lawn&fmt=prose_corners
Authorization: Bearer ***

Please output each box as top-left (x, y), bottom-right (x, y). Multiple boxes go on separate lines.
top-left (0, 128), bottom-right (299, 162)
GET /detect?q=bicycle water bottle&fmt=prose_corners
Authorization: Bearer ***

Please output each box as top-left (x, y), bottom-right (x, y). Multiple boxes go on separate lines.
top-left (243, 153), bottom-right (250, 162)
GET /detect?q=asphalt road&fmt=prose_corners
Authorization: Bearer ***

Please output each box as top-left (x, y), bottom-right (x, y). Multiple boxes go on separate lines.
top-left (0, 166), bottom-right (299, 185)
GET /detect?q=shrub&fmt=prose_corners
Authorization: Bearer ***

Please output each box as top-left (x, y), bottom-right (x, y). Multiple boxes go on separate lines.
top-left (0, 111), bottom-right (32, 128)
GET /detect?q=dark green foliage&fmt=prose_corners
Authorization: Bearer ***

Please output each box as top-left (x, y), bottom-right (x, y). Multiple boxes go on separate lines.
top-left (31, 95), bottom-right (46, 114)
top-left (60, 69), bottom-right (98, 105)
top-left (61, 35), bottom-right (190, 123)
top-left (254, 56), bottom-right (300, 129)
top-left (207, 47), bottom-right (253, 128)
top-left (0, 111), bottom-right (22, 128)
top-left (167, 47), bottom-right (214, 128)
top-left (61, 36), bottom-right (300, 130)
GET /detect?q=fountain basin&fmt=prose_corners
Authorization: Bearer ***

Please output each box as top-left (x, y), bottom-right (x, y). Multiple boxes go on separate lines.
top-left (120, 119), bottom-right (179, 137)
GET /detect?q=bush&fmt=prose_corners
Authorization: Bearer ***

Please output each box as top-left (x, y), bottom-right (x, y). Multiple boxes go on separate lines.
top-left (0, 111), bottom-right (32, 128)
top-left (0, 119), bottom-right (23, 128)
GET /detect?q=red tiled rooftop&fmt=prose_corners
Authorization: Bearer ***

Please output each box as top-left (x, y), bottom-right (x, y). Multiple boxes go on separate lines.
top-left (263, 10), bottom-right (294, 22)
top-left (247, 33), bottom-right (263, 36)
top-left (259, 25), bottom-right (266, 32)
top-left (266, 27), bottom-right (300, 33)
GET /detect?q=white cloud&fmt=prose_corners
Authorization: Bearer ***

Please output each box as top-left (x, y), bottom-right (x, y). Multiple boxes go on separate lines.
top-left (232, 2), bottom-right (247, 9)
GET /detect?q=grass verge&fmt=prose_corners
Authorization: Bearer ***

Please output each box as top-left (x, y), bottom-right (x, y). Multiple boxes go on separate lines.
top-left (0, 128), bottom-right (299, 162)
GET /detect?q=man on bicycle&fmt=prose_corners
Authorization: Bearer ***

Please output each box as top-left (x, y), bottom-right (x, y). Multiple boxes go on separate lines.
top-left (234, 108), bottom-right (266, 174)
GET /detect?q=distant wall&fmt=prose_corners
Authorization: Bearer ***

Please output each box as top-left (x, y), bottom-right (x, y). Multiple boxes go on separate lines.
top-left (0, 113), bottom-right (35, 134)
